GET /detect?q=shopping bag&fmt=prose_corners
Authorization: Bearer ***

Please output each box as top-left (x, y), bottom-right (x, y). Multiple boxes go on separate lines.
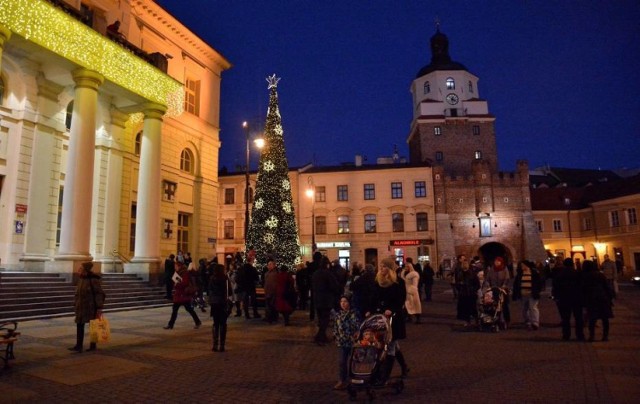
top-left (89, 316), bottom-right (111, 343)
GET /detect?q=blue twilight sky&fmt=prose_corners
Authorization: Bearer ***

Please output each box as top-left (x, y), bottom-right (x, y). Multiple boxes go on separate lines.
top-left (155, 0), bottom-right (640, 173)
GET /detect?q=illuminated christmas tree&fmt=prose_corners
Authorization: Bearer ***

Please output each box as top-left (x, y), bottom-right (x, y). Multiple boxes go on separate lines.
top-left (247, 75), bottom-right (300, 269)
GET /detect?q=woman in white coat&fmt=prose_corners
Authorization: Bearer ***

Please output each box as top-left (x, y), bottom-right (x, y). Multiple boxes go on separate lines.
top-left (402, 262), bottom-right (422, 323)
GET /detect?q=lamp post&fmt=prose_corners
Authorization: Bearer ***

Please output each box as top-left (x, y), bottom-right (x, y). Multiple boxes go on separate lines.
top-left (242, 121), bottom-right (264, 251)
top-left (243, 121), bottom-right (250, 250)
top-left (564, 197), bottom-right (573, 256)
top-left (306, 176), bottom-right (316, 254)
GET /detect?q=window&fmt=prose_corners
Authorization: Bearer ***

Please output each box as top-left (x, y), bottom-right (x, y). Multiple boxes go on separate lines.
top-left (553, 219), bottom-right (562, 232)
top-left (224, 188), bottom-right (235, 204)
top-left (130, 203), bottom-right (137, 252)
top-left (391, 182), bottom-right (403, 199)
top-left (423, 81), bottom-right (430, 94)
top-left (162, 218), bottom-right (173, 239)
top-left (315, 186), bottom-right (326, 202)
top-left (446, 77), bottom-right (455, 90)
top-left (180, 149), bottom-right (193, 173)
top-left (610, 211), bottom-right (620, 227)
top-left (364, 214), bottom-right (377, 233)
top-left (184, 78), bottom-right (200, 115)
top-left (65, 101), bottom-right (74, 131)
top-left (364, 184), bottom-right (375, 200)
top-left (223, 220), bottom-right (234, 239)
top-left (535, 220), bottom-right (543, 232)
top-left (468, 80), bottom-right (474, 93)
top-left (414, 181), bottom-right (426, 198)
top-left (56, 187), bottom-right (64, 246)
top-left (475, 151), bottom-right (482, 160)
top-left (583, 217), bottom-right (592, 231)
top-left (177, 213), bottom-right (190, 253)
top-left (472, 125), bottom-right (480, 136)
top-left (316, 216), bottom-right (327, 235)
top-left (338, 215), bottom-right (350, 234)
top-left (435, 151), bottom-right (443, 162)
top-left (392, 213), bottom-right (405, 232)
top-left (416, 212), bottom-right (428, 231)
top-left (434, 126), bottom-right (442, 136)
top-left (134, 131), bottom-right (142, 156)
top-left (163, 181), bottom-right (177, 202)
top-left (337, 185), bottom-right (348, 201)
top-left (628, 208), bottom-right (637, 225)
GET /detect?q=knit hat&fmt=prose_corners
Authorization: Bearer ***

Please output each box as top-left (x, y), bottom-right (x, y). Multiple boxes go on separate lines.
top-left (493, 257), bottom-right (505, 271)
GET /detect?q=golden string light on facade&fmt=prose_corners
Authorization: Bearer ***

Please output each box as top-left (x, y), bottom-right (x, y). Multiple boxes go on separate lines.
top-left (0, 0), bottom-right (183, 116)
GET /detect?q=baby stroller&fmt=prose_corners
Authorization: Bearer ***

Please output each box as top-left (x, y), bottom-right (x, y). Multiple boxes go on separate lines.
top-left (346, 314), bottom-right (404, 400)
top-left (477, 286), bottom-right (507, 332)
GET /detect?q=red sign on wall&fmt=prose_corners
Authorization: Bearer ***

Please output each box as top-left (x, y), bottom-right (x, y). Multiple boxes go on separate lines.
top-left (15, 204), bottom-right (28, 214)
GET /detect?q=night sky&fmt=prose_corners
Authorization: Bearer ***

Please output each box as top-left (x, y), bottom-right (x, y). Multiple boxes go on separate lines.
top-left (155, 0), bottom-right (640, 173)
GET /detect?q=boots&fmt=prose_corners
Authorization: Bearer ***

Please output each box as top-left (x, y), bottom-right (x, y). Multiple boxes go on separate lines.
top-left (87, 342), bottom-right (97, 352)
top-left (212, 324), bottom-right (219, 352)
top-left (68, 323), bottom-right (84, 353)
top-left (219, 323), bottom-right (227, 352)
top-left (396, 350), bottom-right (410, 377)
top-left (414, 314), bottom-right (421, 324)
top-left (374, 355), bottom-right (395, 386)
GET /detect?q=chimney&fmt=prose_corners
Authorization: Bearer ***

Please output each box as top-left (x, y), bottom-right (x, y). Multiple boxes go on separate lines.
top-left (355, 155), bottom-right (363, 167)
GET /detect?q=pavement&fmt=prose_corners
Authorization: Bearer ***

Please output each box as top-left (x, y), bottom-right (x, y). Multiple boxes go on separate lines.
top-left (1, 280), bottom-right (639, 403)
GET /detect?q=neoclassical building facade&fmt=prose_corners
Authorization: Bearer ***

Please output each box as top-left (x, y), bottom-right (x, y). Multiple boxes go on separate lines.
top-left (0, 0), bottom-right (229, 281)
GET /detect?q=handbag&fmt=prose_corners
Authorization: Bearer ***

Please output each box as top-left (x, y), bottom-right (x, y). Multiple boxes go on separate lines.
top-left (89, 315), bottom-right (111, 343)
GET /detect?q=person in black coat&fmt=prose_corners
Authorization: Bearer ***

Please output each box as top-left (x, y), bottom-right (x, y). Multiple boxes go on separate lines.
top-left (164, 254), bottom-right (175, 299)
top-left (581, 260), bottom-right (614, 341)
top-left (552, 258), bottom-right (585, 341)
top-left (370, 257), bottom-right (409, 383)
top-left (237, 250), bottom-right (262, 319)
top-left (350, 263), bottom-right (377, 318)
top-left (311, 255), bottom-right (340, 345)
top-left (208, 263), bottom-right (232, 352)
top-left (422, 261), bottom-right (435, 302)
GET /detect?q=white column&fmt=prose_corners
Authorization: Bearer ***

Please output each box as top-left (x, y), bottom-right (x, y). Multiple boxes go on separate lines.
top-left (55, 69), bottom-right (104, 262)
top-left (0, 25), bottom-right (11, 73)
top-left (131, 103), bottom-right (166, 263)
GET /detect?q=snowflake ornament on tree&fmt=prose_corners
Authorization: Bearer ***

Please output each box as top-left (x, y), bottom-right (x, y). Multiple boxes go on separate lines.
top-left (282, 179), bottom-right (290, 190)
top-left (266, 216), bottom-right (279, 228)
top-left (282, 201), bottom-right (291, 213)
top-left (264, 161), bottom-right (275, 172)
top-left (255, 198), bottom-right (264, 209)
top-left (263, 233), bottom-right (275, 244)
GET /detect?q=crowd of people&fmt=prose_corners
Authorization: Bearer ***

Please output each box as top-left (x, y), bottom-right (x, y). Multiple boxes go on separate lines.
top-left (83, 248), bottom-right (613, 389)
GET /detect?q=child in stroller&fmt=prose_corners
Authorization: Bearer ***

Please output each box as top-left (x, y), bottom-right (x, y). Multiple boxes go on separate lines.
top-left (478, 286), bottom-right (508, 332)
top-left (346, 314), bottom-right (404, 400)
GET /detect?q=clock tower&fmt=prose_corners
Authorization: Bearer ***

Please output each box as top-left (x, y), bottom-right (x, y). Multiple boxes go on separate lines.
top-left (407, 28), bottom-right (498, 176)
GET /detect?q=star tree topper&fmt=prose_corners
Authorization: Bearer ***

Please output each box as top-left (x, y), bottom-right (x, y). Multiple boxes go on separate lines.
top-left (266, 74), bottom-right (281, 89)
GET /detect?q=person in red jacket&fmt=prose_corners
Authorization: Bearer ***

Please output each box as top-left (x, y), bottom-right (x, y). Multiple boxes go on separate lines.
top-left (163, 262), bottom-right (202, 329)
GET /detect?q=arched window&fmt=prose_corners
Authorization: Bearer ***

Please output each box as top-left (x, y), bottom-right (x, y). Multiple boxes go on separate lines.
top-left (468, 80), bottom-right (474, 93)
top-left (446, 77), bottom-right (455, 90)
top-left (65, 101), bottom-right (74, 131)
top-left (134, 131), bottom-right (142, 156)
top-left (180, 148), bottom-right (194, 173)
top-left (423, 81), bottom-right (430, 94)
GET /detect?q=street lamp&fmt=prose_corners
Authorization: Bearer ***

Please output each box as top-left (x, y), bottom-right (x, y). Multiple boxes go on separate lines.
top-left (564, 197), bottom-right (573, 255)
top-left (306, 176), bottom-right (316, 254)
top-left (242, 121), bottom-right (264, 251)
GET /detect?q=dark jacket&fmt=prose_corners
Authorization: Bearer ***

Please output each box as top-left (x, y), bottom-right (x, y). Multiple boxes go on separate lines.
top-left (512, 269), bottom-right (543, 300)
top-left (372, 278), bottom-right (407, 340)
top-left (581, 269), bottom-right (613, 319)
top-left (350, 270), bottom-right (377, 315)
top-left (552, 266), bottom-right (582, 305)
top-left (311, 268), bottom-right (341, 309)
top-left (237, 262), bottom-right (259, 293)
top-left (74, 272), bottom-right (106, 324)
top-left (208, 274), bottom-right (231, 307)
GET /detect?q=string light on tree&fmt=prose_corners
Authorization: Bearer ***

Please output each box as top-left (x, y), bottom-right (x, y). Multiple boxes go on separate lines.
top-left (246, 74), bottom-right (301, 269)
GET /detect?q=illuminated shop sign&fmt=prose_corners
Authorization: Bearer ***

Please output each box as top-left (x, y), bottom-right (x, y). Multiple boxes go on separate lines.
top-left (316, 241), bottom-right (351, 248)
top-left (390, 239), bottom-right (433, 247)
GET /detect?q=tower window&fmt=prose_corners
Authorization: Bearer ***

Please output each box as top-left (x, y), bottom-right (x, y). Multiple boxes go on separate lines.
top-left (423, 81), bottom-right (430, 94)
top-left (474, 151), bottom-right (482, 160)
top-left (472, 125), bottom-right (480, 136)
top-left (134, 131), bottom-right (142, 156)
top-left (435, 151), bottom-right (443, 162)
top-left (468, 80), bottom-right (474, 93)
top-left (446, 78), bottom-right (455, 90)
top-left (434, 126), bottom-right (442, 136)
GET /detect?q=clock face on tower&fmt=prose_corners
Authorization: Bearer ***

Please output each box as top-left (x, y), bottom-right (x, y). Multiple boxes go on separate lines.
top-left (446, 93), bottom-right (459, 105)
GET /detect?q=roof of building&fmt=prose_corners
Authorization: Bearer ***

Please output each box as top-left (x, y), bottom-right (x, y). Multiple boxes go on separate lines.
top-left (416, 29), bottom-right (468, 78)
top-left (531, 173), bottom-right (640, 210)
top-left (529, 166), bottom-right (621, 188)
